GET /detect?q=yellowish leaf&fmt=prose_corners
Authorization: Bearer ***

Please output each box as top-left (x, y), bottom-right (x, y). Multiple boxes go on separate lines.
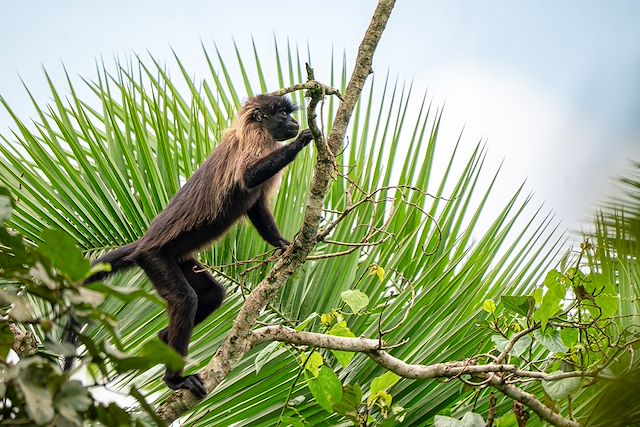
top-left (369, 265), bottom-right (385, 282)
top-left (482, 299), bottom-right (496, 314)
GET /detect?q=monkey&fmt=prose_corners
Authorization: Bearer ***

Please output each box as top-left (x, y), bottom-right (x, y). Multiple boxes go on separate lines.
top-left (72, 95), bottom-right (313, 399)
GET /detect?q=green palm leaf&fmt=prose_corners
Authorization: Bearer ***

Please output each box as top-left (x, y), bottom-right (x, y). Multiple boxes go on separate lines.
top-left (0, 41), bottom-right (561, 426)
top-left (570, 162), bottom-right (640, 427)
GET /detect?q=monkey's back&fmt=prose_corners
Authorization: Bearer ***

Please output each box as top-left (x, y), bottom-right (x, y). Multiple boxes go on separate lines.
top-left (132, 134), bottom-right (279, 259)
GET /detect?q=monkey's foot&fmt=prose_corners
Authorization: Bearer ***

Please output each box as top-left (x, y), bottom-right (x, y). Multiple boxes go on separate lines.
top-left (164, 374), bottom-right (207, 399)
top-left (274, 238), bottom-right (290, 252)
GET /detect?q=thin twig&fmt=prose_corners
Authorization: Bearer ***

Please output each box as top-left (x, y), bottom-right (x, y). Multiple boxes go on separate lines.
top-left (267, 80), bottom-right (343, 101)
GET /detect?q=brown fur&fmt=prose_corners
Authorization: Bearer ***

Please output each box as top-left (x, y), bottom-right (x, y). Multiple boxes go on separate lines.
top-left (79, 95), bottom-right (311, 398)
top-left (132, 98), bottom-right (282, 255)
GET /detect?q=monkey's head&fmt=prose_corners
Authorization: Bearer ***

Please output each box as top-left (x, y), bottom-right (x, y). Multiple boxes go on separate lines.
top-left (247, 95), bottom-right (299, 141)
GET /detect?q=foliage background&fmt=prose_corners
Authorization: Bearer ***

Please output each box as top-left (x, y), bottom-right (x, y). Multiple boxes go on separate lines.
top-left (0, 41), bottom-right (584, 425)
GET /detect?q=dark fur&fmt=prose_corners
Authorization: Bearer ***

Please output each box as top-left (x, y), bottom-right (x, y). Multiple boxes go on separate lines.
top-left (75, 95), bottom-right (312, 399)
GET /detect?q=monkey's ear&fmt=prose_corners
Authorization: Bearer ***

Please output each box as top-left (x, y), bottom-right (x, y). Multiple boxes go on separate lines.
top-left (252, 109), bottom-right (265, 122)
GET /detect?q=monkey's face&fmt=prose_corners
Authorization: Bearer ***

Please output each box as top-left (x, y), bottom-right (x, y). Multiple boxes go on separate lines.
top-left (251, 97), bottom-right (300, 141)
top-left (263, 109), bottom-right (299, 141)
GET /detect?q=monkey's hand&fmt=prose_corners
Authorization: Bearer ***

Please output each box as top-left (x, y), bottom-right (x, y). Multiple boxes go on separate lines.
top-left (295, 129), bottom-right (313, 147)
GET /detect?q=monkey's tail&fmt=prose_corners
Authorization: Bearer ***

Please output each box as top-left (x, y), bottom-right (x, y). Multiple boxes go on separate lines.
top-left (84, 242), bottom-right (139, 284)
top-left (62, 242), bottom-right (139, 371)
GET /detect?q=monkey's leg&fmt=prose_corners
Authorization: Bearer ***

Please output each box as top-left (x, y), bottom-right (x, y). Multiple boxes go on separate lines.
top-left (247, 197), bottom-right (288, 248)
top-left (181, 258), bottom-right (226, 323)
top-left (137, 252), bottom-right (207, 399)
top-left (158, 258), bottom-right (226, 343)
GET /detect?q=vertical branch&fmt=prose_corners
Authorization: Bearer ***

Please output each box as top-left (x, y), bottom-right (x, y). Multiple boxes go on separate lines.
top-left (156, 1), bottom-right (396, 422)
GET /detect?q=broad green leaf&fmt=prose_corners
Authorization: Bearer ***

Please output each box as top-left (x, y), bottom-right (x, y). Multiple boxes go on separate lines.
top-left (533, 329), bottom-right (567, 354)
top-left (105, 349), bottom-right (151, 373)
top-left (331, 350), bottom-right (354, 369)
top-left (255, 342), bottom-right (280, 374)
top-left (544, 270), bottom-right (567, 298)
top-left (532, 287), bottom-right (543, 305)
top-left (87, 262), bottom-right (111, 277)
top-left (495, 413), bottom-right (519, 427)
top-left (328, 321), bottom-right (356, 368)
top-left (560, 328), bottom-right (579, 347)
top-left (585, 273), bottom-right (618, 318)
top-left (106, 338), bottom-right (184, 373)
top-left (95, 403), bottom-right (133, 426)
top-left (333, 384), bottom-right (362, 416)
top-left (302, 351), bottom-right (324, 378)
top-left (39, 229), bottom-right (90, 281)
top-left (306, 366), bottom-right (342, 413)
top-left (370, 371), bottom-right (400, 395)
top-left (531, 271), bottom-right (568, 329)
top-left (482, 299), bottom-right (496, 314)
top-left (567, 268), bottom-right (586, 283)
top-left (533, 296), bottom-right (561, 330)
top-left (368, 389), bottom-right (392, 408)
top-left (340, 289), bottom-right (370, 314)
top-left (0, 228), bottom-right (33, 274)
top-left (501, 295), bottom-right (534, 317)
top-left (0, 187), bottom-right (14, 222)
top-left (491, 334), bottom-right (532, 357)
top-left (542, 372), bottom-right (581, 400)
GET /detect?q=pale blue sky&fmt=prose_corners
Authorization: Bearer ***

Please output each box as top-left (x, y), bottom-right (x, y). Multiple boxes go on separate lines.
top-left (1, 1), bottom-right (639, 228)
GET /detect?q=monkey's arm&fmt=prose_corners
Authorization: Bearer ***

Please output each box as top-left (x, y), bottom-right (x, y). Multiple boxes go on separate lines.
top-left (247, 197), bottom-right (288, 249)
top-left (244, 130), bottom-right (312, 188)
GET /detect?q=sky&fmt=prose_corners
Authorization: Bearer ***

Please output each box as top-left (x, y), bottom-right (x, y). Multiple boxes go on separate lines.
top-left (1, 0), bottom-right (639, 231)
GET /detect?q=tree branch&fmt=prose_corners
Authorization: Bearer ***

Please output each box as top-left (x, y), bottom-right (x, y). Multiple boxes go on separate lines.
top-left (9, 324), bottom-right (37, 357)
top-left (488, 376), bottom-right (580, 427)
top-left (224, 324), bottom-right (600, 426)
top-left (251, 325), bottom-right (617, 427)
top-left (252, 327), bottom-right (592, 427)
top-left (252, 325), bottom-right (380, 352)
top-left (266, 81), bottom-right (343, 100)
top-left (156, 1), bottom-right (396, 422)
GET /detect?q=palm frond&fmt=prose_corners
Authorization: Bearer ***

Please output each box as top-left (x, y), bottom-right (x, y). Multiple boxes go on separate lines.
top-left (0, 41), bottom-right (562, 426)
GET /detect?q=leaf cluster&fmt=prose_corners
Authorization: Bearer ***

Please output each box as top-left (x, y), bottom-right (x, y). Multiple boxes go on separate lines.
top-left (0, 187), bottom-right (179, 426)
